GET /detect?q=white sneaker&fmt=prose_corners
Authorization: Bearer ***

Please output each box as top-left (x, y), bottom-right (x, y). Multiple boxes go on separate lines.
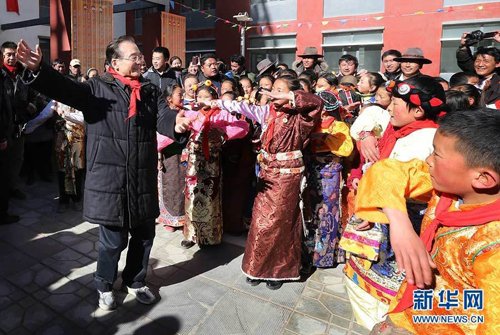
top-left (98, 290), bottom-right (116, 311)
top-left (126, 286), bottom-right (155, 305)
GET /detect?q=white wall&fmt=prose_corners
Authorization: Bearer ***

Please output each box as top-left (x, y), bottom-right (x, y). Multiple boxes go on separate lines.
top-left (0, 1), bottom-right (50, 46)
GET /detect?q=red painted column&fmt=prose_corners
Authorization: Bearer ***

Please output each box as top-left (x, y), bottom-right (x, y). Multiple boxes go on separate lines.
top-left (50, 0), bottom-right (72, 65)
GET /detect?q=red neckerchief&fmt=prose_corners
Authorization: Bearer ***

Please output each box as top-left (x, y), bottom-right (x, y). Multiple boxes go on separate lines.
top-left (200, 107), bottom-right (221, 160)
top-left (391, 195), bottom-right (500, 314)
top-left (2, 64), bottom-right (17, 79)
top-left (107, 67), bottom-right (141, 119)
top-left (320, 116), bottom-right (335, 129)
top-left (378, 120), bottom-right (438, 159)
top-left (264, 104), bottom-right (279, 151)
top-left (263, 104), bottom-right (291, 151)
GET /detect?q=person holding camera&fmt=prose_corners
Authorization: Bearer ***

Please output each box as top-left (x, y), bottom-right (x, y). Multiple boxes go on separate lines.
top-left (457, 31), bottom-right (500, 108)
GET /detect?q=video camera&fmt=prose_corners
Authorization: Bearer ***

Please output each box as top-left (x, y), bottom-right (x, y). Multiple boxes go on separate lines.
top-left (464, 30), bottom-right (497, 46)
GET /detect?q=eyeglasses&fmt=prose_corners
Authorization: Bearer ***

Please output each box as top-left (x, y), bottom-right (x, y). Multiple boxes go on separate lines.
top-left (119, 54), bottom-right (144, 63)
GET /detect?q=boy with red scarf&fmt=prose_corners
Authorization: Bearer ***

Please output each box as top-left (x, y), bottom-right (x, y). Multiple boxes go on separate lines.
top-left (342, 76), bottom-right (447, 329)
top-left (358, 109), bottom-right (500, 334)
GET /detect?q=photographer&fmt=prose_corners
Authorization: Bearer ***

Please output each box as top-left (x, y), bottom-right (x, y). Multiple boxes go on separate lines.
top-left (456, 31), bottom-right (500, 108)
top-left (457, 30), bottom-right (500, 72)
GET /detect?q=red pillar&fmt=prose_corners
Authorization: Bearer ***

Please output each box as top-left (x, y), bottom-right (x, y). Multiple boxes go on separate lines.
top-left (50, 0), bottom-right (72, 65)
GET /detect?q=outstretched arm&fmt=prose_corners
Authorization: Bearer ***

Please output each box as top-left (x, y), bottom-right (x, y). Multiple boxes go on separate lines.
top-left (217, 99), bottom-right (268, 125)
top-left (17, 39), bottom-right (94, 113)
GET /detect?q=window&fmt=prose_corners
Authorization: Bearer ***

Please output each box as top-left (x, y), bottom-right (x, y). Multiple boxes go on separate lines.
top-left (250, 0), bottom-right (297, 23)
top-left (443, 0), bottom-right (498, 6)
top-left (440, 21), bottom-right (500, 76)
top-left (39, 0), bottom-right (50, 20)
top-left (184, 9), bottom-right (216, 30)
top-left (248, 35), bottom-right (296, 70)
top-left (322, 30), bottom-right (383, 72)
top-left (180, 0), bottom-right (216, 12)
top-left (134, 7), bottom-right (159, 35)
top-left (186, 38), bottom-right (216, 62)
top-left (324, 0), bottom-right (384, 18)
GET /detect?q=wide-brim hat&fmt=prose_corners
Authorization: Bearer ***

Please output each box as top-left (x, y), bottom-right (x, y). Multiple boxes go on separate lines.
top-left (298, 46), bottom-right (323, 58)
top-left (256, 58), bottom-right (277, 76)
top-left (394, 48), bottom-right (432, 64)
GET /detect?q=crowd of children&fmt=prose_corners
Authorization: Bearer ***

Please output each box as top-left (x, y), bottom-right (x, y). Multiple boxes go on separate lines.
top-left (150, 43), bottom-right (498, 334)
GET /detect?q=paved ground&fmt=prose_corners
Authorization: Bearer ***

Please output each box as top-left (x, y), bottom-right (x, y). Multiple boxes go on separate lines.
top-left (0, 179), bottom-right (369, 335)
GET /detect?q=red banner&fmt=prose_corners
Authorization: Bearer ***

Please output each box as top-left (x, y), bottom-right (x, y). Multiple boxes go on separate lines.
top-left (6, 0), bottom-right (19, 14)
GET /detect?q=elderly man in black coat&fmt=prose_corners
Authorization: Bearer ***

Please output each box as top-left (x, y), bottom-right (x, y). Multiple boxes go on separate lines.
top-left (16, 36), bottom-right (191, 311)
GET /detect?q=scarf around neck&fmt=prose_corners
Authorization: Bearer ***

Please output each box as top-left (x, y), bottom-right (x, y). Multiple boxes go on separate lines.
top-left (2, 63), bottom-right (17, 78)
top-left (378, 120), bottom-right (438, 159)
top-left (107, 67), bottom-right (141, 119)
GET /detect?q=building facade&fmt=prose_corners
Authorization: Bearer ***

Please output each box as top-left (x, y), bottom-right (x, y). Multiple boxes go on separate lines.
top-left (1, 0), bottom-right (499, 78)
top-left (176, 0), bottom-right (500, 77)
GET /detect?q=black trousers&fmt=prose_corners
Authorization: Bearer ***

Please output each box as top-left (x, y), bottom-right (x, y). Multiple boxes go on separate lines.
top-left (58, 169), bottom-right (85, 203)
top-left (94, 221), bottom-right (156, 292)
top-left (24, 140), bottom-right (53, 180)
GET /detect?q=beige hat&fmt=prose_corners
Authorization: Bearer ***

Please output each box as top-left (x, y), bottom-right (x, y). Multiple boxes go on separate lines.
top-left (298, 46), bottom-right (323, 58)
top-left (256, 58), bottom-right (277, 76)
top-left (394, 48), bottom-right (432, 64)
top-left (70, 59), bottom-right (81, 67)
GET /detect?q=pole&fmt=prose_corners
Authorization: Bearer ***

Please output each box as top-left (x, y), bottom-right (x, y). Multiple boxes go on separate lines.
top-left (240, 24), bottom-right (245, 56)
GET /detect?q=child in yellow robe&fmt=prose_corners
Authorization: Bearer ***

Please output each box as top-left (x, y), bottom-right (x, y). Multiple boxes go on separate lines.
top-left (355, 109), bottom-right (499, 335)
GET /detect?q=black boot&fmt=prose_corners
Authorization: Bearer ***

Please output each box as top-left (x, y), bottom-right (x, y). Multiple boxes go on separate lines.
top-left (266, 281), bottom-right (283, 290)
top-left (246, 277), bottom-right (261, 286)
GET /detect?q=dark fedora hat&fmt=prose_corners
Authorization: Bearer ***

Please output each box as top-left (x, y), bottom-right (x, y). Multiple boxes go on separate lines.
top-left (298, 46), bottom-right (323, 58)
top-left (256, 58), bottom-right (277, 76)
top-left (394, 48), bottom-right (432, 64)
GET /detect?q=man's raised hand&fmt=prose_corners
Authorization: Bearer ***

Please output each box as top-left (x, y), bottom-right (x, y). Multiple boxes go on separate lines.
top-left (16, 39), bottom-right (42, 72)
